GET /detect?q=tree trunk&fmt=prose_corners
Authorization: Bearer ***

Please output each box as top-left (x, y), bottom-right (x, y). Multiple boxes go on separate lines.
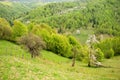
top-left (72, 47), bottom-right (76, 67)
top-left (31, 53), bottom-right (34, 58)
top-left (72, 54), bottom-right (75, 67)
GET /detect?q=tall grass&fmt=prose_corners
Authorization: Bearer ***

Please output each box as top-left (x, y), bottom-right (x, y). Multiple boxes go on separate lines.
top-left (0, 40), bottom-right (120, 80)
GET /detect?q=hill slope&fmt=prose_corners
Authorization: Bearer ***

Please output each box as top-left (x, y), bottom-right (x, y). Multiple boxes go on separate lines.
top-left (21, 0), bottom-right (120, 36)
top-left (0, 40), bottom-right (120, 80)
top-left (0, 1), bottom-right (32, 23)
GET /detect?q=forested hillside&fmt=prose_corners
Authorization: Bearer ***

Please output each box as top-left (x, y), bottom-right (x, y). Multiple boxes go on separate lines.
top-left (0, 2), bottom-right (31, 23)
top-left (21, 0), bottom-right (120, 36)
top-left (0, 0), bottom-right (120, 80)
top-left (0, 1), bottom-right (43, 24)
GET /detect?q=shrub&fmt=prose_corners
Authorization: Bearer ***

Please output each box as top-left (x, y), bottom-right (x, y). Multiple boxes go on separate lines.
top-left (76, 45), bottom-right (89, 62)
top-left (48, 34), bottom-right (72, 58)
top-left (12, 20), bottom-right (28, 40)
top-left (0, 18), bottom-right (12, 40)
top-left (68, 35), bottom-right (82, 66)
top-left (95, 48), bottom-right (104, 61)
top-left (68, 35), bottom-right (80, 46)
top-left (32, 24), bottom-right (72, 58)
top-left (68, 35), bottom-right (83, 59)
top-left (94, 37), bottom-right (120, 58)
top-left (32, 25), bottom-right (51, 41)
top-left (32, 23), bottom-right (55, 34)
top-left (32, 25), bottom-right (52, 50)
top-left (40, 23), bottom-right (55, 33)
top-left (104, 48), bottom-right (114, 59)
top-left (112, 38), bottom-right (120, 55)
top-left (18, 33), bottom-right (46, 58)
top-left (27, 23), bottom-right (34, 32)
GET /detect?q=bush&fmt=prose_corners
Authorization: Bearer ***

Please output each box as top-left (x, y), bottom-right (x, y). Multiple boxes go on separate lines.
top-left (32, 25), bottom-right (51, 41)
top-left (68, 35), bottom-right (83, 60)
top-left (112, 38), bottom-right (120, 55)
top-left (12, 20), bottom-right (28, 40)
top-left (68, 35), bottom-right (80, 46)
top-left (76, 45), bottom-right (89, 62)
top-left (27, 23), bottom-right (34, 32)
top-left (48, 34), bottom-right (72, 58)
top-left (104, 48), bottom-right (114, 59)
top-left (94, 37), bottom-right (120, 58)
top-left (32, 24), bottom-right (72, 58)
top-left (95, 48), bottom-right (104, 61)
top-left (32, 25), bottom-right (52, 50)
top-left (0, 18), bottom-right (12, 40)
top-left (18, 33), bottom-right (46, 58)
top-left (32, 23), bottom-right (55, 34)
top-left (40, 23), bottom-right (55, 33)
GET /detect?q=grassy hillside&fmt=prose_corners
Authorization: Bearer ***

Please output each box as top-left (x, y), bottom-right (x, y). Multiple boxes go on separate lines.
top-left (72, 28), bottom-right (94, 44)
top-left (0, 40), bottom-right (120, 80)
top-left (0, 0), bottom-right (120, 79)
top-left (0, 2), bottom-right (31, 23)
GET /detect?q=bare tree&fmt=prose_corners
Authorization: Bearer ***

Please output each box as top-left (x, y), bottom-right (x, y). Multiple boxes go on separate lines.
top-left (18, 33), bottom-right (46, 58)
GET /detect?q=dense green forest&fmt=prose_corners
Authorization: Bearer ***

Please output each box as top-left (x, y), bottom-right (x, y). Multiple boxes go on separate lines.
top-left (21, 0), bottom-right (120, 36)
top-left (0, 2), bottom-right (30, 23)
top-left (0, 0), bottom-right (120, 80)
top-left (0, 1), bottom-right (43, 23)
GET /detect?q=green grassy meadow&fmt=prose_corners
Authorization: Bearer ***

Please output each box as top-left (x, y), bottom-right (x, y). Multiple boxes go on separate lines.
top-left (73, 29), bottom-right (94, 44)
top-left (0, 40), bottom-right (120, 80)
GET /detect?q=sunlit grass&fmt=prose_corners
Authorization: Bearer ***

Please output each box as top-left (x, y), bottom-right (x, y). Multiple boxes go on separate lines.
top-left (0, 40), bottom-right (120, 80)
top-left (73, 28), bottom-right (94, 44)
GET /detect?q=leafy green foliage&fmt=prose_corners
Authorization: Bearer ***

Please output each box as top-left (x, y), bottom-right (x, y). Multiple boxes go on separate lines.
top-left (21, 0), bottom-right (120, 36)
top-left (104, 48), bottom-right (114, 59)
top-left (49, 34), bottom-right (72, 57)
top-left (0, 18), bottom-right (12, 40)
top-left (68, 35), bottom-right (80, 46)
top-left (31, 24), bottom-right (72, 58)
top-left (23, 2), bottom-right (80, 22)
top-left (76, 45), bottom-right (89, 62)
top-left (31, 23), bottom-right (54, 44)
top-left (12, 20), bottom-right (28, 40)
top-left (95, 48), bottom-right (104, 61)
top-left (0, 2), bottom-right (31, 23)
top-left (68, 36), bottom-right (89, 62)
top-left (111, 38), bottom-right (120, 55)
top-left (95, 37), bottom-right (120, 58)
top-left (68, 35), bottom-right (83, 61)
top-left (0, 0), bottom-right (120, 61)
